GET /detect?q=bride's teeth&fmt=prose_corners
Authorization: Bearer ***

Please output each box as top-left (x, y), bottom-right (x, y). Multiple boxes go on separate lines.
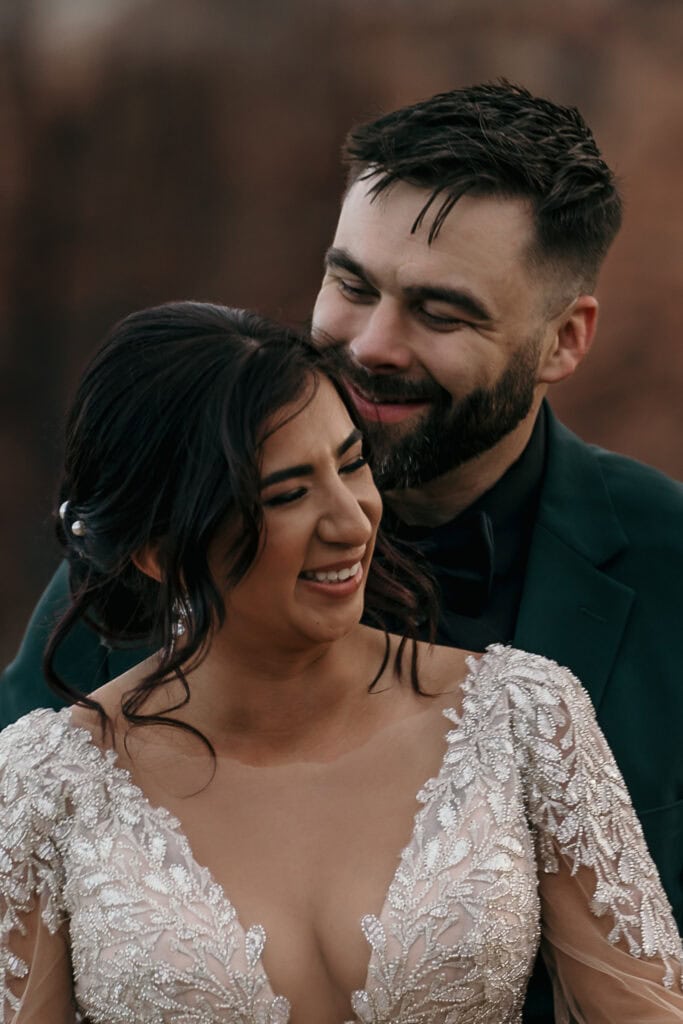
top-left (305, 562), bottom-right (360, 583)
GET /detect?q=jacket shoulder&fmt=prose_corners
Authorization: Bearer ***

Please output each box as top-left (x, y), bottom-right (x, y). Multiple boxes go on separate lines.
top-left (587, 445), bottom-right (683, 539)
top-left (544, 411), bottom-right (683, 550)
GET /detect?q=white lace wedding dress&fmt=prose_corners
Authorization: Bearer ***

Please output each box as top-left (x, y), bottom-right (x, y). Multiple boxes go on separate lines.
top-left (0, 646), bottom-right (681, 1023)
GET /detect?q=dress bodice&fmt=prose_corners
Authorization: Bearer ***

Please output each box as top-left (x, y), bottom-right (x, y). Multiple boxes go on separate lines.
top-left (1, 646), bottom-right (681, 1023)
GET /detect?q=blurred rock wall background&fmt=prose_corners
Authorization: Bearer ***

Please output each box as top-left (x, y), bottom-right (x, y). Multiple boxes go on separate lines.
top-left (1, 0), bottom-right (682, 666)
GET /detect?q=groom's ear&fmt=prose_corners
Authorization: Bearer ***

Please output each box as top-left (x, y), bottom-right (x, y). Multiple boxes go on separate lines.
top-left (537, 294), bottom-right (598, 384)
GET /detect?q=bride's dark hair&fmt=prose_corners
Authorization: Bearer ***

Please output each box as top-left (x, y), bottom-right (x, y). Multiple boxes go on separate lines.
top-left (45, 302), bottom-right (438, 752)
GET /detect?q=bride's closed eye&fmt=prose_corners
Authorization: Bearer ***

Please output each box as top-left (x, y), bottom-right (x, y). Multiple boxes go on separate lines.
top-left (262, 487), bottom-right (308, 508)
top-left (339, 454), bottom-right (368, 475)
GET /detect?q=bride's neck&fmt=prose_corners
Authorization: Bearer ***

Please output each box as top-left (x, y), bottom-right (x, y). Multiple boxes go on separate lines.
top-left (157, 625), bottom-right (388, 763)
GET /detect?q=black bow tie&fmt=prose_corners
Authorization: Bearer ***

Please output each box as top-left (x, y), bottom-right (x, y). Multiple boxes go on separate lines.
top-left (391, 510), bottom-right (495, 618)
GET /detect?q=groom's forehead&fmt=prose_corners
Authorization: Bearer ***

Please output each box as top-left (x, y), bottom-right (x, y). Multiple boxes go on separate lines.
top-left (328, 184), bottom-right (537, 293)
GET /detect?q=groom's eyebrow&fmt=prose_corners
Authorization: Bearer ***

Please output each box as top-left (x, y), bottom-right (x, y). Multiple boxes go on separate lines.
top-left (260, 429), bottom-right (363, 488)
top-left (325, 246), bottom-right (492, 322)
top-left (404, 283), bottom-right (493, 324)
top-left (324, 247), bottom-right (377, 289)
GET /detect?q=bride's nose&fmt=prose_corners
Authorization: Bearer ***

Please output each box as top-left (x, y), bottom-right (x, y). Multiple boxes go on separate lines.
top-left (316, 484), bottom-right (375, 548)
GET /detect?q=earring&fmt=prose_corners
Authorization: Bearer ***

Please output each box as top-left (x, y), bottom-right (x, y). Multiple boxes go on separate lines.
top-left (171, 597), bottom-right (191, 638)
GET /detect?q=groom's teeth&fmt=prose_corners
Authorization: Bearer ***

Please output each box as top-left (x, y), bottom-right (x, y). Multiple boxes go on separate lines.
top-left (305, 562), bottom-right (361, 583)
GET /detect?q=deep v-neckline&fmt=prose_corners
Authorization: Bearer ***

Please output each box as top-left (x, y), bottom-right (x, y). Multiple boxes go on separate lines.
top-left (61, 649), bottom-right (488, 1020)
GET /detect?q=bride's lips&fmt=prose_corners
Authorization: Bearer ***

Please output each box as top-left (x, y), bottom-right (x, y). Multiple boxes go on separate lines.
top-left (298, 561), bottom-right (365, 598)
top-left (346, 382), bottom-right (431, 424)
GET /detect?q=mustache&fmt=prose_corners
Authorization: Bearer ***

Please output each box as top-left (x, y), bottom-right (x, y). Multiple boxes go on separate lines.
top-left (318, 338), bottom-right (444, 403)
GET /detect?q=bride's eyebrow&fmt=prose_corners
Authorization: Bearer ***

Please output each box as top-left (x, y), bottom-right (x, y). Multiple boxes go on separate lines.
top-left (260, 428), bottom-right (363, 489)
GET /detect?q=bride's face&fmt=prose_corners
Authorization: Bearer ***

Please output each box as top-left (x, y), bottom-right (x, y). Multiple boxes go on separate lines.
top-left (216, 376), bottom-right (382, 649)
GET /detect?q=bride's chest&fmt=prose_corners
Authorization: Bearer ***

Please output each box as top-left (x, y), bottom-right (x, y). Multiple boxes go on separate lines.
top-left (59, 710), bottom-right (542, 1023)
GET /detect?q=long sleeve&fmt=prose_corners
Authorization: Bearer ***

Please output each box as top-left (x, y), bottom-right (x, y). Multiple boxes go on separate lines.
top-left (0, 714), bottom-right (77, 1022)
top-left (507, 650), bottom-right (683, 1022)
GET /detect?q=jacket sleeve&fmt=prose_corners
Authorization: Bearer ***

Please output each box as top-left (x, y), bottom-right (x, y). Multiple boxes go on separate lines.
top-left (0, 563), bottom-right (109, 729)
top-left (507, 652), bottom-right (683, 1022)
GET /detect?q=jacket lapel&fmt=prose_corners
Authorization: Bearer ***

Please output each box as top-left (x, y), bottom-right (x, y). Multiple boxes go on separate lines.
top-left (514, 408), bottom-right (635, 710)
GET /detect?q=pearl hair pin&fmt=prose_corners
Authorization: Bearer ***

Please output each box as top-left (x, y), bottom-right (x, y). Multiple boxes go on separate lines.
top-left (59, 500), bottom-right (86, 537)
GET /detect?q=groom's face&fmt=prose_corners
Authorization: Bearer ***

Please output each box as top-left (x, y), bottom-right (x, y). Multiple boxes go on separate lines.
top-left (312, 178), bottom-right (553, 488)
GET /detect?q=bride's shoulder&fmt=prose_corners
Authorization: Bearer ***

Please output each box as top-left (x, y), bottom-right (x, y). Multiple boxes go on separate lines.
top-left (0, 705), bottom-right (72, 758)
top-left (416, 642), bottom-right (591, 709)
top-left (0, 706), bottom-right (102, 813)
top-left (409, 639), bottom-right (480, 699)
top-left (467, 646), bottom-right (596, 730)
top-left (85, 652), bottom-right (161, 716)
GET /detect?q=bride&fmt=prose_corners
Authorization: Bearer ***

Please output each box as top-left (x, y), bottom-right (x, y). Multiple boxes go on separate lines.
top-left (0, 302), bottom-right (681, 1023)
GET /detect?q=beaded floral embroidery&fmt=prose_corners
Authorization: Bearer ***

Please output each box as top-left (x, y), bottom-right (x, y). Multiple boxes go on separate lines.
top-left (0, 647), bottom-right (681, 1023)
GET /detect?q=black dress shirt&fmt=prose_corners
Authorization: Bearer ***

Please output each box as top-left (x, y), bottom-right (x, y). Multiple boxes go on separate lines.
top-left (384, 406), bottom-right (547, 651)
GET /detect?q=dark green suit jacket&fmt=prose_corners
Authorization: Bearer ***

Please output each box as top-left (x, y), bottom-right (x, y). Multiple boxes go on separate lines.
top-left (2, 408), bottom-right (682, 1014)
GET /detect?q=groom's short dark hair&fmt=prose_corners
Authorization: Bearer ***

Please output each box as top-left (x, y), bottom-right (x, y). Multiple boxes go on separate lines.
top-left (343, 81), bottom-right (622, 291)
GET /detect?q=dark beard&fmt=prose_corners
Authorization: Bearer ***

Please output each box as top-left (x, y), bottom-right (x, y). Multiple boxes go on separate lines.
top-left (328, 340), bottom-right (540, 489)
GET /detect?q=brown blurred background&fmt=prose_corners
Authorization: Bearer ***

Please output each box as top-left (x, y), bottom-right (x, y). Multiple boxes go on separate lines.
top-left (1, 0), bottom-right (682, 667)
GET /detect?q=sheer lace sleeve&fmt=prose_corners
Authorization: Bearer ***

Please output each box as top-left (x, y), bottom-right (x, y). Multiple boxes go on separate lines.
top-left (0, 712), bottom-right (76, 1023)
top-left (504, 649), bottom-right (683, 1022)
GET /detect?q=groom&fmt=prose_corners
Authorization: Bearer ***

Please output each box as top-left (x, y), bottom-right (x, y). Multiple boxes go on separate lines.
top-left (310, 84), bottom-right (683, 1019)
top-left (311, 79), bottom-right (683, 904)
top-left (2, 83), bottom-right (682, 1019)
